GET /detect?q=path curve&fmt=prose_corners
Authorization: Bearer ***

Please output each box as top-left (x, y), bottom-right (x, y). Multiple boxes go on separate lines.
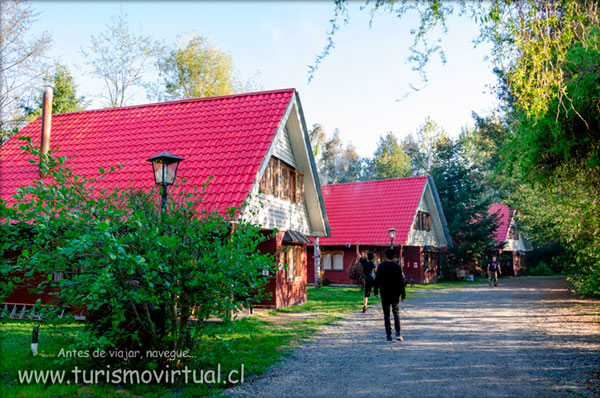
top-left (225, 277), bottom-right (600, 398)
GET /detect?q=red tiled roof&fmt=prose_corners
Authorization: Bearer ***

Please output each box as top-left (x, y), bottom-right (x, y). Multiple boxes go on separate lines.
top-left (318, 177), bottom-right (427, 246)
top-left (0, 89), bottom-right (295, 213)
top-left (489, 203), bottom-right (512, 243)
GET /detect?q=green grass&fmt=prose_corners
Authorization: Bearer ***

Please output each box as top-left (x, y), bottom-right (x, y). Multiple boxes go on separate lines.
top-left (1, 281), bottom-right (482, 397)
top-left (0, 319), bottom-right (125, 398)
top-left (0, 287), bottom-right (361, 398)
top-left (278, 285), bottom-right (363, 314)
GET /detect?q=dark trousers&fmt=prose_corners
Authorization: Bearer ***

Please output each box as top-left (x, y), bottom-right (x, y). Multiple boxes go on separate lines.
top-left (381, 298), bottom-right (401, 337)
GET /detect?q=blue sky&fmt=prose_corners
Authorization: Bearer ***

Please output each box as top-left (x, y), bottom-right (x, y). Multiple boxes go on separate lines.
top-left (30, 1), bottom-right (498, 157)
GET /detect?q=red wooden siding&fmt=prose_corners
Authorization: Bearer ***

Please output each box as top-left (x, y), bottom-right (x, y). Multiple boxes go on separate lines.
top-left (258, 230), bottom-right (307, 309)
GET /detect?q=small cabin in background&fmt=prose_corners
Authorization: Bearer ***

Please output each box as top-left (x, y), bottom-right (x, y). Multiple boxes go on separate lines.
top-left (489, 204), bottom-right (533, 276)
top-left (307, 176), bottom-right (452, 285)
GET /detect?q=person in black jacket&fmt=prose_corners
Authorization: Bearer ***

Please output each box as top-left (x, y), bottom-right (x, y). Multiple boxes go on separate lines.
top-left (487, 255), bottom-right (501, 287)
top-left (358, 249), bottom-right (377, 313)
top-left (374, 248), bottom-right (406, 342)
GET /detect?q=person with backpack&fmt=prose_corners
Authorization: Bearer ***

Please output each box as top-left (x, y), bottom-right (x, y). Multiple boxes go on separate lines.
top-left (488, 255), bottom-right (502, 287)
top-left (357, 247), bottom-right (377, 313)
top-left (374, 248), bottom-right (406, 342)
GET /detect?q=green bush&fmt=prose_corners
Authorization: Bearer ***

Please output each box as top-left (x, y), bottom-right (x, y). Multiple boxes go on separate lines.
top-left (526, 241), bottom-right (566, 274)
top-left (0, 139), bottom-right (277, 369)
top-left (567, 242), bottom-right (600, 298)
top-left (527, 261), bottom-right (554, 276)
top-left (347, 257), bottom-right (364, 287)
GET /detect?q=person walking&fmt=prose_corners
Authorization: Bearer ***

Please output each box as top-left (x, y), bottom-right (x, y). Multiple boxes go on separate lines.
top-left (358, 248), bottom-right (377, 313)
top-left (374, 248), bottom-right (406, 342)
top-left (488, 255), bottom-right (502, 287)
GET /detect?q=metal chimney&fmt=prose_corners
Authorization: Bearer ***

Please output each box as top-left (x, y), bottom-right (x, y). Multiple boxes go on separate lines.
top-left (39, 86), bottom-right (53, 177)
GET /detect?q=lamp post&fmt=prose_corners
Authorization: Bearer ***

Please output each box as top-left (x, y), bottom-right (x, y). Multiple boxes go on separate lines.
top-left (388, 228), bottom-right (397, 249)
top-left (147, 152), bottom-right (184, 212)
top-left (146, 152), bottom-right (183, 336)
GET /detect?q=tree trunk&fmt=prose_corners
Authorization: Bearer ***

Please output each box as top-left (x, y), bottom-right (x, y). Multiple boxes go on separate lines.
top-left (314, 237), bottom-right (321, 289)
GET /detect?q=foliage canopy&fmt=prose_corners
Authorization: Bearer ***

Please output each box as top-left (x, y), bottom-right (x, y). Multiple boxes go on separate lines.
top-left (157, 35), bottom-right (237, 100)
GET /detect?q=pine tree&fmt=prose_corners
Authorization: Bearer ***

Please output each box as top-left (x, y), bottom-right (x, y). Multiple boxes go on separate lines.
top-left (369, 132), bottom-right (411, 179)
top-left (22, 64), bottom-right (87, 119)
top-left (429, 136), bottom-right (499, 276)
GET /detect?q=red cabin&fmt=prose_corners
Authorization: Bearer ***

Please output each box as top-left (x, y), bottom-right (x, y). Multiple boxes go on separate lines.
top-left (1, 89), bottom-right (330, 311)
top-left (308, 176), bottom-right (452, 285)
top-left (489, 204), bottom-right (533, 276)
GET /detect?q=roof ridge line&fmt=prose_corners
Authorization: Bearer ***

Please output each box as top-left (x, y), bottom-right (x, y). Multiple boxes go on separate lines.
top-left (323, 175), bottom-right (428, 188)
top-left (43, 88), bottom-right (297, 118)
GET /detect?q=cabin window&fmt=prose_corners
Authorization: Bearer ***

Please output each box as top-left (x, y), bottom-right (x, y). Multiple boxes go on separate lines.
top-left (270, 157), bottom-right (279, 196)
top-left (52, 271), bottom-right (64, 282)
top-left (321, 252), bottom-right (343, 270)
top-left (508, 227), bottom-right (519, 240)
top-left (259, 156), bottom-right (304, 203)
top-left (321, 253), bottom-right (332, 270)
top-left (296, 173), bottom-right (304, 203)
top-left (286, 246), bottom-right (303, 281)
top-left (294, 247), bottom-right (303, 278)
top-left (281, 162), bottom-right (293, 201)
top-left (259, 157), bottom-right (278, 196)
top-left (413, 211), bottom-right (432, 231)
top-left (333, 253), bottom-right (344, 270)
top-left (259, 158), bottom-right (270, 194)
top-left (424, 253), bottom-right (436, 271)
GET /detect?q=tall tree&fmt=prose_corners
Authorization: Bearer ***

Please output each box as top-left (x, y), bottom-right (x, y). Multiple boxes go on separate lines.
top-left (401, 134), bottom-right (423, 176)
top-left (0, 0), bottom-right (51, 140)
top-left (319, 0), bottom-right (600, 295)
top-left (429, 136), bottom-right (499, 276)
top-left (502, 9), bottom-right (600, 294)
top-left (478, 3), bottom-right (599, 293)
top-left (343, 143), bottom-right (362, 183)
top-left (82, 12), bottom-right (162, 107)
top-left (403, 116), bottom-right (447, 175)
top-left (156, 35), bottom-right (237, 100)
top-left (460, 113), bottom-right (511, 201)
top-left (318, 129), bottom-right (363, 184)
top-left (369, 132), bottom-right (411, 179)
top-left (309, 123), bottom-right (327, 183)
top-left (21, 63), bottom-right (87, 120)
top-left (309, 123), bottom-right (327, 159)
top-left (321, 0), bottom-right (599, 189)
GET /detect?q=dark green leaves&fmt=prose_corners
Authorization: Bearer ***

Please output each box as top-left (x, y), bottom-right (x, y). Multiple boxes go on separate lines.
top-left (0, 140), bottom-right (277, 368)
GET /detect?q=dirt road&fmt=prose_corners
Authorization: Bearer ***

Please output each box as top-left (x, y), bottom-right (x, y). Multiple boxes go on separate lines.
top-left (225, 277), bottom-right (599, 398)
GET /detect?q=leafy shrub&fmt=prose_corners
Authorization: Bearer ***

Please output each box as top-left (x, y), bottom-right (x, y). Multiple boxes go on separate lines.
top-left (0, 139), bottom-right (277, 368)
top-left (567, 242), bottom-right (600, 298)
top-left (527, 261), bottom-right (554, 276)
top-left (526, 241), bottom-right (566, 274)
top-left (347, 257), bottom-right (364, 287)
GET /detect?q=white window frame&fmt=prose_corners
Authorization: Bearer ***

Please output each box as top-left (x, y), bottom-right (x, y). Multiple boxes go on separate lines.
top-left (286, 246), bottom-right (303, 282)
top-left (332, 253), bottom-right (344, 270)
top-left (321, 252), bottom-right (344, 271)
top-left (52, 271), bottom-right (65, 282)
top-left (321, 253), bottom-right (332, 270)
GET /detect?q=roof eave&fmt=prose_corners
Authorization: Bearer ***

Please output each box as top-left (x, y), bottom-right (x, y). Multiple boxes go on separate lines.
top-left (426, 176), bottom-right (453, 248)
top-left (294, 91), bottom-right (331, 237)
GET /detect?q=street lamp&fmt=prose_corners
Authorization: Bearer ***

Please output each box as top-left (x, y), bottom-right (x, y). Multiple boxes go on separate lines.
top-left (388, 228), bottom-right (397, 249)
top-left (147, 152), bottom-right (184, 212)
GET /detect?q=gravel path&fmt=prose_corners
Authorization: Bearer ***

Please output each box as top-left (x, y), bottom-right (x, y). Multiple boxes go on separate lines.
top-left (225, 277), bottom-right (600, 398)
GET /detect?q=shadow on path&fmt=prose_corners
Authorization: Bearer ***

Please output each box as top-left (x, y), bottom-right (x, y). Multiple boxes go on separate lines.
top-left (225, 277), bottom-right (600, 398)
